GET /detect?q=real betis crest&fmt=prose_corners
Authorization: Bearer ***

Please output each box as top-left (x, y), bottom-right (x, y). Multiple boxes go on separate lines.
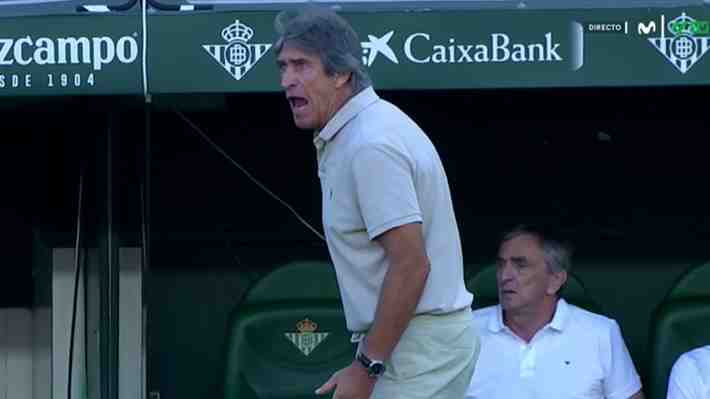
top-left (203, 19), bottom-right (272, 81)
top-left (284, 318), bottom-right (329, 357)
top-left (648, 13), bottom-right (710, 74)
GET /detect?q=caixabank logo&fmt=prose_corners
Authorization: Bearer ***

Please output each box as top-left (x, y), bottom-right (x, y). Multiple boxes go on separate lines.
top-left (642, 13), bottom-right (710, 74)
top-left (203, 19), bottom-right (271, 81)
top-left (359, 25), bottom-right (584, 72)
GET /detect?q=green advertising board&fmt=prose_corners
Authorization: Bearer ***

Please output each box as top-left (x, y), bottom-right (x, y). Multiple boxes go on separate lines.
top-left (148, 6), bottom-right (710, 93)
top-left (0, 14), bottom-right (143, 96)
top-left (1, 5), bottom-right (709, 96)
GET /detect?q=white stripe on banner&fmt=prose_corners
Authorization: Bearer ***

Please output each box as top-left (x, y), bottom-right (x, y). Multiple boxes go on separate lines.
top-left (82, 4), bottom-right (111, 12)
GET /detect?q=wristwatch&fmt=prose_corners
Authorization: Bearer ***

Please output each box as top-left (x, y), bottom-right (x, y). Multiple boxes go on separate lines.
top-left (356, 351), bottom-right (386, 378)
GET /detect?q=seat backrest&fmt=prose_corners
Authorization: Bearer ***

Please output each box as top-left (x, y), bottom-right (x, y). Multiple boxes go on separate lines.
top-left (647, 261), bottom-right (710, 399)
top-left (242, 260), bottom-right (342, 304)
top-left (223, 261), bottom-right (353, 399)
top-left (664, 261), bottom-right (710, 302)
top-left (465, 263), bottom-right (601, 313)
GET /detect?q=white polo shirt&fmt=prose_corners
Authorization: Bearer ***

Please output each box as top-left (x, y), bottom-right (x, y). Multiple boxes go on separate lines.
top-left (466, 299), bottom-right (642, 399)
top-left (667, 345), bottom-right (710, 399)
top-left (314, 86), bottom-right (473, 333)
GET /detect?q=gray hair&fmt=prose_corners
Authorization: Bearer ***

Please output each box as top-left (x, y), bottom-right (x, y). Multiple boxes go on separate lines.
top-left (273, 6), bottom-right (372, 94)
top-left (502, 225), bottom-right (573, 274)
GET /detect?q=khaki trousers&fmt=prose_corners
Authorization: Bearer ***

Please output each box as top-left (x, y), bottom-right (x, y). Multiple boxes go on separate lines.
top-left (359, 308), bottom-right (481, 399)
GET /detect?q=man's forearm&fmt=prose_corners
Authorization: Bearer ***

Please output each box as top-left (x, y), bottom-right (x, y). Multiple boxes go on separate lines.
top-left (362, 256), bottom-right (430, 361)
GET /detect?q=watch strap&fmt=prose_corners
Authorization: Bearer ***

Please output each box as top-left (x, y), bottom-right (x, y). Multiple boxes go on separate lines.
top-left (356, 351), bottom-right (385, 378)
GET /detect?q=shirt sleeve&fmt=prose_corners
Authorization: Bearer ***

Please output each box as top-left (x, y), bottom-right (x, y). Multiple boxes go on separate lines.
top-left (667, 354), bottom-right (700, 399)
top-left (351, 142), bottom-right (422, 240)
top-left (602, 320), bottom-right (643, 399)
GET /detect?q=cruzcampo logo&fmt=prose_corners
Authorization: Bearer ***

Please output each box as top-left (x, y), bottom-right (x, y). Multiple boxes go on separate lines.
top-left (648, 13), bottom-right (710, 74)
top-left (203, 20), bottom-right (271, 81)
top-left (284, 318), bottom-right (329, 357)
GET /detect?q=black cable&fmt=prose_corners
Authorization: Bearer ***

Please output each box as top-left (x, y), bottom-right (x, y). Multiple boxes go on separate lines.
top-left (173, 109), bottom-right (325, 242)
top-left (68, 167), bottom-right (84, 399)
top-left (142, 101), bottom-right (151, 282)
top-left (139, 182), bottom-right (149, 398)
top-left (83, 245), bottom-right (89, 399)
top-left (140, 101), bottom-right (151, 399)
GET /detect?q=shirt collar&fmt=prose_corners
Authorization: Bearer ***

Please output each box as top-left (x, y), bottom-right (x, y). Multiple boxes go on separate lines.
top-left (489, 298), bottom-right (570, 334)
top-left (489, 305), bottom-right (506, 333)
top-left (548, 298), bottom-right (570, 331)
top-left (312, 86), bottom-right (379, 150)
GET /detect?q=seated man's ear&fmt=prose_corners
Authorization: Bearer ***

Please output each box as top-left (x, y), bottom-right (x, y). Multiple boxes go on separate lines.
top-left (546, 270), bottom-right (568, 296)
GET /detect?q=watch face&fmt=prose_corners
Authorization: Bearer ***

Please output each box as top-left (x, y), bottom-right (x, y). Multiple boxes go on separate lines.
top-left (369, 362), bottom-right (385, 377)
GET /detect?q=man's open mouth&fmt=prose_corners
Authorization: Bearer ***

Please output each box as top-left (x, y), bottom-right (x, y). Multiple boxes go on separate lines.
top-left (288, 96), bottom-right (309, 110)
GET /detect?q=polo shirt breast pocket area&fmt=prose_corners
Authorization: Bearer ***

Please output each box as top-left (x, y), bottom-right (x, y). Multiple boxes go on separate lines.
top-left (320, 172), bottom-right (335, 229)
top-left (323, 187), bottom-right (336, 226)
top-left (560, 359), bottom-right (604, 398)
top-left (325, 193), bottom-right (365, 236)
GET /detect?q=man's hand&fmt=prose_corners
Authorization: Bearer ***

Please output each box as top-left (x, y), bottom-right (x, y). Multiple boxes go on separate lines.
top-left (315, 361), bottom-right (376, 399)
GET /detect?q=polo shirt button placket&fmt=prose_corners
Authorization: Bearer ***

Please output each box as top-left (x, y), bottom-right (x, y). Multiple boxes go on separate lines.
top-left (520, 344), bottom-right (536, 378)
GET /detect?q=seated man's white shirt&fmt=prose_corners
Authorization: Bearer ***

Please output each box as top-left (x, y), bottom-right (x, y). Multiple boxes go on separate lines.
top-left (667, 345), bottom-right (710, 399)
top-left (466, 299), bottom-right (642, 399)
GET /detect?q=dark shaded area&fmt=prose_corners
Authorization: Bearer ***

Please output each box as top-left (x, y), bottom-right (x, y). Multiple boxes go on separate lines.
top-left (0, 97), bottom-right (145, 307)
top-left (150, 85), bottom-right (710, 263)
top-left (0, 101), bottom-right (80, 307)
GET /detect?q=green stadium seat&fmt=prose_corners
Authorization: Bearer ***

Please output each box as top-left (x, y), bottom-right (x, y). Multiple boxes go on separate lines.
top-left (222, 261), bottom-right (353, 399)
top-left (647, 261), bottom-right (710, 399)
top-left (465, 263), bottom-right (602, 313)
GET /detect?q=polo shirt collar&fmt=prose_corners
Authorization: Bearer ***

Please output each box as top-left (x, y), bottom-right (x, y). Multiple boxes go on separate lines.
top-left (312, 86), bottom-right (379, 150)
top-left (489, 304), bottom-right (506, 333)
top-left (548, 298), bottom-right (570, 331)
top-left (489, 298), bottom-right (571, 334)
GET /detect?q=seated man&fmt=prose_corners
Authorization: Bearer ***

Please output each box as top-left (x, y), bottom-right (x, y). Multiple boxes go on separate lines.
top-left (466, 225), bottom-right (644, 399)
top-left (667, 345), bottom-right (710, 399)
